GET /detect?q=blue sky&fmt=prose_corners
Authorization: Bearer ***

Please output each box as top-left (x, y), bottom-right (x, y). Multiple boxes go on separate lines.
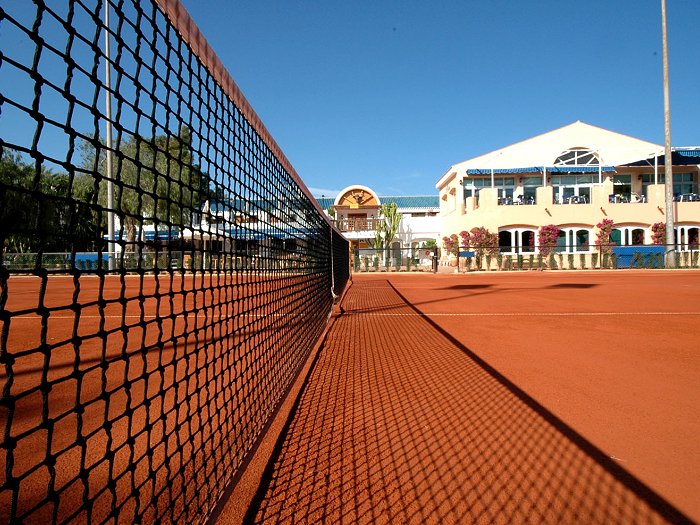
top-left (1, 2), bottom-right (697, 199)
top-left (180, 0), bottom-right (699, 197)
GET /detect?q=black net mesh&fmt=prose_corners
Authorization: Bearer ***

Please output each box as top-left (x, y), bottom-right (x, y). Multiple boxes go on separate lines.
top-left (0, 1), bottom-right (348, 522)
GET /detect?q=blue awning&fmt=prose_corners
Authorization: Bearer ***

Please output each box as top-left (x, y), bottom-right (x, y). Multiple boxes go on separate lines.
top-left (466, 166), bottom-right (615, 175)
top-left (466, 167), bottom-right (541, 175)
top-left (546, 166), bottom-right (615, 173)
top-left (675, 148), bottom-right (700, 157)
top-left (104, 228), bottom-right (181, 242)
top-left (214, 225), bottom-right (319, 241)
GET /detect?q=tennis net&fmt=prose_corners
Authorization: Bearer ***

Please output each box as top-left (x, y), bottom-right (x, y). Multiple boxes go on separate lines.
top-left (0, 0), bottom-right (349, 522)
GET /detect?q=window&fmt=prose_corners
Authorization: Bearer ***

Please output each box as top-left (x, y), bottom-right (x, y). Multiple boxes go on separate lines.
top-left (499, 231), bottom-right (511, 253)
top-left (521, 177), bottom-right (541, 204)
top-left (575, 229), bottom-right (590, 252)
top-left (463, 176), bottom-right (515, 200)
top-left (550, 228), bottom-right (591, 253)
top-left (551, 175), bottom-right (594, 204)
top-left (522, 230), bottom-right (536, 252)
top-left (463, 177), bottom-right (490, 200)
top-left (493, 177), bottom-right (515, 199)
top-left (675, 225), bottom-right (700, 251)
top-left (658, 173), bottom-right (697, 196)
top-left (613, 175), bottom-right (632, 201)
top-left (612, 227), bottom-right (646, 246)
top-left (554, 148), bottom-right (600, 166)
top-left (675, 173), bottom-right (696, 196)
top-left (498, 228), bottom-right (537, 254)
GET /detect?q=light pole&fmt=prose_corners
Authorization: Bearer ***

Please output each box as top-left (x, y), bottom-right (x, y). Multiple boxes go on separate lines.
top-left (104, 1), bottom-right (115, 270)
top-left (661, 0), bottom-right (675, 267)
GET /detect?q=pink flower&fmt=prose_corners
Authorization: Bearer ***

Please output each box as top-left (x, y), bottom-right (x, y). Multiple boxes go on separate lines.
top-left (537, 224), bottom-right (561, 257)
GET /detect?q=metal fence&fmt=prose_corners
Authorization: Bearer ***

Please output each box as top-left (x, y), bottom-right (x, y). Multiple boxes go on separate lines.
top-left (351, 245), bottom-right (699, 272)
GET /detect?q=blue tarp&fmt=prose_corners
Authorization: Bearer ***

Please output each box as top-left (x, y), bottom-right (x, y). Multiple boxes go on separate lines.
top-left (612, 246), bottom-right (665, 268)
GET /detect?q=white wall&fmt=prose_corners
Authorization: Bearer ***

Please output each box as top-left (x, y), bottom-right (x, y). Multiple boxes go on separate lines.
top-left (397, 214), bottom-right (441, 246)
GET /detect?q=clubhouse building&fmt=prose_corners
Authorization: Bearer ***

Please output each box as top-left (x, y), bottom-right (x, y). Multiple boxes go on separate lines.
top-left (318, 187), bottom-right (441, 265)
top-left (436, 121), bottom-right (700, 255)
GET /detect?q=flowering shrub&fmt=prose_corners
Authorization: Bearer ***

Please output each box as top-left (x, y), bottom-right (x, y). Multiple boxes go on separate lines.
top-left (459, 230), bottom-right (471, 249)
top-left (442, 236), bottom-right (452, 253)
top-left (595, 218), bottom-right (615, 255)
top-left (468, 227), bottom-right (499, 258)
top-left (537, 224), bottom-right (561, 258)
top-left (651, 222), bottom-right (666, 245)
top-left (442, 234), bottom-right (459, 256)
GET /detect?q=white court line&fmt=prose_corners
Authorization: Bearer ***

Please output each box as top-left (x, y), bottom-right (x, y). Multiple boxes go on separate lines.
top-left (349, 311), bottom-right (700, 317)
top-left (11, 312), bottom-right (699, 320)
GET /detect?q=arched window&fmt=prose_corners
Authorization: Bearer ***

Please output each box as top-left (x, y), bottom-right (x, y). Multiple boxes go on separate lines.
top-left (556, 230), bottom-right (567, 253)
top-left (675, 225), bottom-right (700, 251)
top-left (612, 227), bottom-right (648, 246)
top-left (499, 231), bottom-right (512, 253)
top-left (546, 228), bottom-right (592, 253)
top-left (498, 228), bottom-right (538, 254)
top-left (554, 148), bottom-right (600, 166)
top-left (575, 229), bottom-right (590, 251)
top-left (522, 230), bottom-right (536, 252)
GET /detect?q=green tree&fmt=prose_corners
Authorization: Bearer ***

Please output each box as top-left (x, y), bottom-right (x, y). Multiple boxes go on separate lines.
top-left (79, 127), bottom-right (207, 249)
top-left (0, 148), bottom-right (36, 252)
top-left (1, 148), bottom-right (100, 254)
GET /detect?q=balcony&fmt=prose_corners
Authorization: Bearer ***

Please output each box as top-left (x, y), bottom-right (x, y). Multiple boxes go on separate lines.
top-left (447, 183), bottom-right (700, 232)
top-left (335, 217), bottom-right (384, 232)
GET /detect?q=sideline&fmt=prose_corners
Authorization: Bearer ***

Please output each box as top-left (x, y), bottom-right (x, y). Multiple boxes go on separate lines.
top-left (348, 311), bottom-right (700, 317)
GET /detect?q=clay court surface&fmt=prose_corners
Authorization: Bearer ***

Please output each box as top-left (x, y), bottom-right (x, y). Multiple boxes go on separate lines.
top-left (2, 270), bottom-right (699, 523)
top-left (238, 270), bottom-right (700, 524)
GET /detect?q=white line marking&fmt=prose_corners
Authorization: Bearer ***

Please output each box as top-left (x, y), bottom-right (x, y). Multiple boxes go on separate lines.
top-left (10, 312), bottom-right (699, 320)
top-left (348, 311), bottom-right (700, 317)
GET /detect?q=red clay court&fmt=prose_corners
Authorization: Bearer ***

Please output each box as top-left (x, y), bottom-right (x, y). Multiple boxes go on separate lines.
top-left (228, 270), bottom-right (700, 524)
top-left (2, 270), bottom-right (699, 523)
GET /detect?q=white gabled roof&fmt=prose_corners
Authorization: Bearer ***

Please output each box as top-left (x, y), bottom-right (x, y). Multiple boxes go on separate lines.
top-left (437, 121), bottom-right (662, 189)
